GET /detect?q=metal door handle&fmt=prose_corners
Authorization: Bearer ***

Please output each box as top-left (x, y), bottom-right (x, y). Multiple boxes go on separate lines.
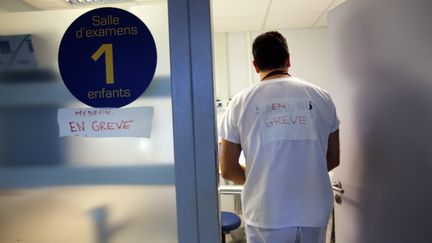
top-left (332, 181), bottom-right (344, 194)
top-left (332, 181), bottom-right (344, 205)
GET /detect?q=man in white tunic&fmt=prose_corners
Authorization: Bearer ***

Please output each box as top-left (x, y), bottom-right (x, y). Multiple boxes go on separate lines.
top-left (219, 31), bottom-right (340, 243)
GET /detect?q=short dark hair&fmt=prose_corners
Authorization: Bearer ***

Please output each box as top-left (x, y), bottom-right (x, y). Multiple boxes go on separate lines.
top-left (252, 31), bottom-right (289, 71)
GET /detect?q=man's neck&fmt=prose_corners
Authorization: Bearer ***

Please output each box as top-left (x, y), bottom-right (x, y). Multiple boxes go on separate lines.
top-left (260, 68), bottom-right (290, 81)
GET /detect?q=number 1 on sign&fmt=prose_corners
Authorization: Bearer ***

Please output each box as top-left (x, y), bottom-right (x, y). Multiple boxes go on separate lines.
top-left (91, 43), bottom-right (114, 84)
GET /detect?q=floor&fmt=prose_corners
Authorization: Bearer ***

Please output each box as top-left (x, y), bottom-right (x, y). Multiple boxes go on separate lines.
top-left (225, 233), bottom-right (246, 243)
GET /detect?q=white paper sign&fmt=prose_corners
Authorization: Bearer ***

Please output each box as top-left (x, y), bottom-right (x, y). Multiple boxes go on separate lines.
top-left (57, 107), bottom-right (153, 137)
top-left (256, 98), bottom-right (317, 145)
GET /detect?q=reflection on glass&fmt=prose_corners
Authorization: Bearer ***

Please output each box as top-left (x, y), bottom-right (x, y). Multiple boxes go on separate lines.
top-left (0, 2), bottom-right (178, 243)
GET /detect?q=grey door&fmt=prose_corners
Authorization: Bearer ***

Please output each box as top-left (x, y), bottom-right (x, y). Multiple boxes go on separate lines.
top-left (328, 1), bottom-right (432, 242)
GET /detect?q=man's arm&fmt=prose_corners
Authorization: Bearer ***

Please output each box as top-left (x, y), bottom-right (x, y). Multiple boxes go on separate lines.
top-left (327, 129), bottom-right (340, 171)
top-left (219, 139), bottom-right (246, 184)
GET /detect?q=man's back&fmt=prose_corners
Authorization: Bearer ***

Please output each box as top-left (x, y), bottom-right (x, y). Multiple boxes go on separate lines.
top-left (218, 31), bottom-right (340, 243)
top-left (219, 76), bottom-right (339, 228)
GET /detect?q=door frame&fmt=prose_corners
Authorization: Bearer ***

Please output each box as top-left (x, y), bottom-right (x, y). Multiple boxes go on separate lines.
top-left (168, 0), bottom-right (220, 243)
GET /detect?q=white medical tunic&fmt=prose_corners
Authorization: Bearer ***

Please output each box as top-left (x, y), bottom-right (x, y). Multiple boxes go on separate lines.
top-left (219, 77), bottom-right (339, 228)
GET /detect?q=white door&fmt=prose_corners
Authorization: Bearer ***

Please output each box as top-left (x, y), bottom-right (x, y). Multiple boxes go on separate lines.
top-left (328, 1), bottom-right (432, 242)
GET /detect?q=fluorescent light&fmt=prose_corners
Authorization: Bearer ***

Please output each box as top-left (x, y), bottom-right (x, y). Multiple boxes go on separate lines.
top-left (65, 0), bottom-right (127, 4)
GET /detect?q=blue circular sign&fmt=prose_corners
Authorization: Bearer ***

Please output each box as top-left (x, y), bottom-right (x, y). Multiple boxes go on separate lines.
top-left (58, 7), bottom-right (157, 108)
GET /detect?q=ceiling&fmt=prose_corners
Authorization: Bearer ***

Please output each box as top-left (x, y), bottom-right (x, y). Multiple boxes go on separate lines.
top-left (0, 0), bottom-right (346, 32)
top-left (212, 0), bottom-right (345, 32)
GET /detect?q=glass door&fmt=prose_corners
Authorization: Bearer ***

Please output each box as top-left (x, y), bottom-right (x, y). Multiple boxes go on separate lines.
top-left (0, 1), bottom-right (219, 242)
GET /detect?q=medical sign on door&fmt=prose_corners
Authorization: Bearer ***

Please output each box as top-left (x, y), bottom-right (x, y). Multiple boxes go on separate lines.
top-left (58, 7), bottom-right (157, 108)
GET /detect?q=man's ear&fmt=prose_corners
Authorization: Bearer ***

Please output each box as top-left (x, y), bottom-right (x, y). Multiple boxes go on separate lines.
top-left (285, 54), bottom-right (291, 68)
top-left (253, 60), bottom-right (260, 73)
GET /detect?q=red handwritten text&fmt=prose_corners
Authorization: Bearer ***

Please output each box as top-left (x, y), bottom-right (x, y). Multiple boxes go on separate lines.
top-left (68, 120), bottom-right (133, 133)
top-left (265, 115), bottom-right (306, 127)
top-left (69, 121), bottom-right (85, 132)
top-left (74, 109), bottom-right (112, 116)
top-left (92, 120), bottom-right (133, 131)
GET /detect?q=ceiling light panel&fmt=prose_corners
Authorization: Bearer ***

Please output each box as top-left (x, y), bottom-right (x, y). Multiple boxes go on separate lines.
top-left (265, 13), bottom-right (322, 29)
top-left (212, 0), bottom-right (268, 18)
top-left (213, 15), bottom-right (265, 32)
top-left (65, 0), bottom-right (127, 4)
top-left (269, 0), bottom-right (334, 15)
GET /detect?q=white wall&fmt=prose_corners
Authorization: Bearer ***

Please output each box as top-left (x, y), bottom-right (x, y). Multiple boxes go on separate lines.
top-left (275, 28), bottom-right (330, 89)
